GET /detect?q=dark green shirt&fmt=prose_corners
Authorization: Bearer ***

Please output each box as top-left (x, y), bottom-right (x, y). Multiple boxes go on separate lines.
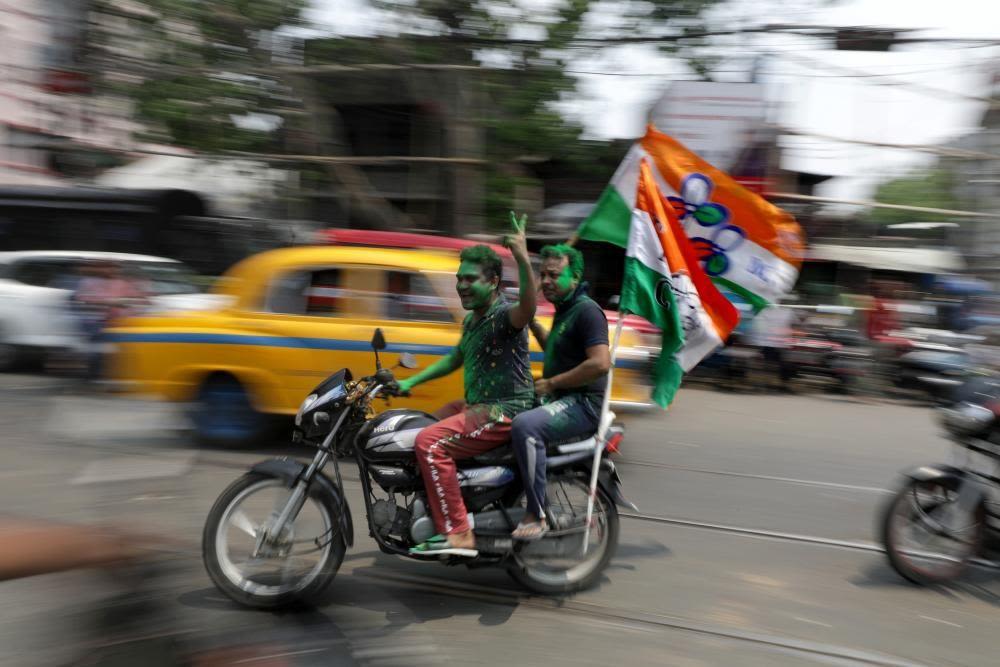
top-left (458, 296), bottom-right (533, 418)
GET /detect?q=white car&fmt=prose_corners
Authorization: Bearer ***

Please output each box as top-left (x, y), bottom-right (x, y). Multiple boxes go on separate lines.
top-left (0, 251), bottom-right (227, 369)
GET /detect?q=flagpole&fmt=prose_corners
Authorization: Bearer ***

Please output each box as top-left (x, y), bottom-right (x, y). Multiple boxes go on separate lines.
top-left (581, 310), bottom-right (626, 556)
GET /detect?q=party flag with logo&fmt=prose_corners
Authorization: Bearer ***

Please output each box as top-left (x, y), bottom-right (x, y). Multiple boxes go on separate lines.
top-left (620, 160), bottom-right (740, 407)
top-left (578, 125), bottom-right (804, 311)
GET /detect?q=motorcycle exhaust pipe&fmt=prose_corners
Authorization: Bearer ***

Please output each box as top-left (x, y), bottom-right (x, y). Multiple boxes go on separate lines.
top-left (471, 507), bottom-right (526, 534)
top-left (478, 533), bottom-right (587, 557)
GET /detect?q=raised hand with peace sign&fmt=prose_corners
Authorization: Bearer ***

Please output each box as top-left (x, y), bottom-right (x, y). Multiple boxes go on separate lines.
top-left (503, 211), bottom-right (530, 263)
top-left (503, 211), bottom-right (537, 330)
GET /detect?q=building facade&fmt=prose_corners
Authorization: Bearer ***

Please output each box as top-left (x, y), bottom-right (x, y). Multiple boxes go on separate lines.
top-left (0, 0), bottom-right (137, 186)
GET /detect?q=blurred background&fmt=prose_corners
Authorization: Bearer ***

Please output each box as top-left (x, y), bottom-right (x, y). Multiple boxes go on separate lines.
top-left (4, 1), bottom-right (1000, 666)
top-left (2, 0), bottom-right (1000, 344)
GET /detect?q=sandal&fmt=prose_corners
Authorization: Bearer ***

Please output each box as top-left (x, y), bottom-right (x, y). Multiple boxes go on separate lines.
top-left (409, 534), bottom-right (478, 558)
top-left (511, 520), bottom-right (548, 541)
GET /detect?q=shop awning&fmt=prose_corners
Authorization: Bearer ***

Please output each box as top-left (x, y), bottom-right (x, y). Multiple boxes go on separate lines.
top-left (808, 243), bottom-right (964, 274)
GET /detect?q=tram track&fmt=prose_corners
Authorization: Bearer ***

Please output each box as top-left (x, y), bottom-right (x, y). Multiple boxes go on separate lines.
top-left (618, 457), bottom-right (891, 494)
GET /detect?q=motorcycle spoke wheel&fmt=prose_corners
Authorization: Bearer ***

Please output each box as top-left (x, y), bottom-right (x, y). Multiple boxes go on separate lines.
top-left (510, 476), bottom-right (618, 593)
top-left (883, 480), bottom-right (984, 584)
top-left (214, 478), bottom-right (334, 599)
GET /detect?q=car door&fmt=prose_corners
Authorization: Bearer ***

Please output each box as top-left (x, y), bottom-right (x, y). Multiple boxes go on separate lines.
top-left (0, 257), bottom-right (80, 347)
top-left (373, 268), bottom-right (466, 412)
top-left (231, 263), bottom-right (393, 409)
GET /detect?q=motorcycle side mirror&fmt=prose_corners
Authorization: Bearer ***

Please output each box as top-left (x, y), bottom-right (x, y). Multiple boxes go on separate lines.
top-left (397, 352), bottom-right (419, 370)
top-left (371, 328), bottom-right (387, 351)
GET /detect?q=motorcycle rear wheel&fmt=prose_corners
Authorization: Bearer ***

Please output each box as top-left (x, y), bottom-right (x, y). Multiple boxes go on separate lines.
top-left (203, 472), bottom-right (346, 609)
top-left (507, 477), bottom-right (619, 595)
top-left (881, 477), bottom-right (985, 585)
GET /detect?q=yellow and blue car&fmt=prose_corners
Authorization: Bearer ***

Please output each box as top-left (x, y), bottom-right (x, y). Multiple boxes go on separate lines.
top-left (108, 245), bottom-right (653, 447)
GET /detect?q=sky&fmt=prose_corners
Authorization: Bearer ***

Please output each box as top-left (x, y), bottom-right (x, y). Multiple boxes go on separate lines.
top-left (308, 0), bottom-right (1000, 204)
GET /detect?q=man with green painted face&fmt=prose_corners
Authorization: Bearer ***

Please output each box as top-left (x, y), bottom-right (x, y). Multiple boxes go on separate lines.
top-left (397, 215), bottom-right (537, 557)
top-left (510, 244), bottom-right (611, 540)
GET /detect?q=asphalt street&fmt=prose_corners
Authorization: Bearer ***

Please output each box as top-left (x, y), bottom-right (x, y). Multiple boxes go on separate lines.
top-left (1, 375), bottom-right (998, 666)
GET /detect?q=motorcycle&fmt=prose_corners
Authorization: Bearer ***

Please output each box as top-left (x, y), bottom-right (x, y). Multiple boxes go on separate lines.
top-left (777, 325), bottom-right (875, 395)
top-left (202, 328), bottom-right (632, 609)
top-left (881, 373), bottom-right (1000, 584)
top-left (892, 345), bottom-right (969, 405)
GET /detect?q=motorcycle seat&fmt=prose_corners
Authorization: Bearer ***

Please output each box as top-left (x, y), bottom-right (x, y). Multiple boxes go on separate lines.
top-left (466, 446), bottom-right (516, 466)
top-left (461, 413), bottom-right (616, 467)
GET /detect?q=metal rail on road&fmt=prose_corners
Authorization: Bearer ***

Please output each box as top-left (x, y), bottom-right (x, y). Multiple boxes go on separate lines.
top-left (619, 458), bottom-right (892, 494)
top-left (353, 570), bottom-right (932, 667)
top-left (622, 511), bottom-right (885, 553)
top-left (622, 511), bottom-right (1000, 571)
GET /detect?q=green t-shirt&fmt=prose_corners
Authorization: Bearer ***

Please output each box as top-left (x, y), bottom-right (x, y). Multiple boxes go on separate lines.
top-left (458, 296), bottom-right (533, 418)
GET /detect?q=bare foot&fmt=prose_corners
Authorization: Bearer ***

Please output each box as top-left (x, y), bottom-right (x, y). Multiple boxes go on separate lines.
top-left (511, 519), bottom-right (548, 540)
top-left (448, 529), bottom-right (476, 550)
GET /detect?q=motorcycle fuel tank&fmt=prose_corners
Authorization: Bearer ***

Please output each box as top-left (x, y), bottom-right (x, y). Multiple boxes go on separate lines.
top-left (358, 409), bottom-right (436, 462)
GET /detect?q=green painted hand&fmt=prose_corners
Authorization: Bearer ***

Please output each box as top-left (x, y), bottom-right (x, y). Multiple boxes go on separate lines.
top-left (397, 378), bottom-right (414, 395)
top-left (509, 211), bottom-right (527, 234)
top-left (504, 211), bottom-right (529, 258)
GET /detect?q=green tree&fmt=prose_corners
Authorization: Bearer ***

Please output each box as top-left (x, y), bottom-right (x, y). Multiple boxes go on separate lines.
top-left (363, 0), bottom-right (726, 226)
top-left (869, 169), bottom-right (958, 227)
top-left (88, 0), bottom-right (307, 152)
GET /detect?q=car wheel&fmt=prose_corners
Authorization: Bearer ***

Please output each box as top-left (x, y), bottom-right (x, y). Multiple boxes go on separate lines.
top-left (191, 375), bottom-right (273, 448)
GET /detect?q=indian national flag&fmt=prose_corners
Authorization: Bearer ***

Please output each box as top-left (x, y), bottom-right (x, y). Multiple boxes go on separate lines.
top-left (621, 160), bottom-right (740, 407)
top-left (578, 125), bottom-right (805, 310)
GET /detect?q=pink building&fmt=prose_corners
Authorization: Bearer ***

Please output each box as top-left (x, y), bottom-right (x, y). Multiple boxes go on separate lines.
top-left (0, 0), bottom-right (136, 185)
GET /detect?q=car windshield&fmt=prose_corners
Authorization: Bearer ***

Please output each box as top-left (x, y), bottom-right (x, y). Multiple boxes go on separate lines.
top-left (133, 262), bottom-right (201, 296)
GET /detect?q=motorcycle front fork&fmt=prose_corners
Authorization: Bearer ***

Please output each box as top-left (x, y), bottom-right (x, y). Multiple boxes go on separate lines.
top-left (255, 442), bottom-right (338, 556)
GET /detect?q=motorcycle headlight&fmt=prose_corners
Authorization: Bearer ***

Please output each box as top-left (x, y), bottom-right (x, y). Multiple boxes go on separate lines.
top-left (295, 394), bottom-right (318, 426)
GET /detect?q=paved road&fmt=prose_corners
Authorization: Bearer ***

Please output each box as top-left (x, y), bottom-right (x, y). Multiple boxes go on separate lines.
top-left (1, 375), bottom-right (997, 666)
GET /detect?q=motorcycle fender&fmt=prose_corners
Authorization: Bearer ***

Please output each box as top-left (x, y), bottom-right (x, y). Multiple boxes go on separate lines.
top-left (250, 458), bottom-right (354, 547)
top-left (598, 459), bottom-right (638, 511)
top-left (900, 464), bottom-right (968, 489)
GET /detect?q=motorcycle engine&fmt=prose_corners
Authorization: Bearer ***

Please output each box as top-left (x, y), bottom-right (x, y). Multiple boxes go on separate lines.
top-left (409, 498), bottom-right (435, 544)
top-left (371, 498), bottom-right (412, 539)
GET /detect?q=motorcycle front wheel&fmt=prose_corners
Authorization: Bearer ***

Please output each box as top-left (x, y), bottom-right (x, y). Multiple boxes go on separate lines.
top-left (881, 477), bottom-right (985, 585)
top-left (202, 472), bottom-right (346, 609)
top-left (507, 476), bottom-right (619, 595)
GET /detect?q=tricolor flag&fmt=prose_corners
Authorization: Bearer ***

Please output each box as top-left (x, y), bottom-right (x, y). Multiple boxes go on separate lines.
top-left (622, 161), bottom-right (741, 407)
top-left (578, 125), bottom-right (805, 311)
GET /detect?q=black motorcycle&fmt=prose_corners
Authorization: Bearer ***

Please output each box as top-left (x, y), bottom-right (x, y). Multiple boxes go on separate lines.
top-left (892, 346), bottom-right (969, 404)
top-left (881, 374), bottom-right (1000, 584)
top-left (202, 329), bottom-right (632, 609)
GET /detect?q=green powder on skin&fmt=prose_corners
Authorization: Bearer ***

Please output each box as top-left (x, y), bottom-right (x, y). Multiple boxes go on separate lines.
top-left (553, 265), bottom-right (577, 304)
top-left (457, 260), bottom-right (496, 312)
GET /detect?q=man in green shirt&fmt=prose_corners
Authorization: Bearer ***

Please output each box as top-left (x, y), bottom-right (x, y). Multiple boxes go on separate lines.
top-left (398, 216), bottom-right (536, 557)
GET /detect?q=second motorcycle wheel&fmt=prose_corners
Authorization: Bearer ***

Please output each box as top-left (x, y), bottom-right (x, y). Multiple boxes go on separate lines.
top-left (881, 477), bottom-right (985, 585)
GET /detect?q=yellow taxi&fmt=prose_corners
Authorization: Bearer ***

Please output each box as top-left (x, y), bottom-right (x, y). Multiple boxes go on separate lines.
top-left (108, 245), bottom-right (653, 447)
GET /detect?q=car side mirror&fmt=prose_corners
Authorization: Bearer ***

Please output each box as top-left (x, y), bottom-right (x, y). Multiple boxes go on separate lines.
top-left (371, 328), bottom-right (387, 351)
top-left (398, 352), bottom-right (418, 369)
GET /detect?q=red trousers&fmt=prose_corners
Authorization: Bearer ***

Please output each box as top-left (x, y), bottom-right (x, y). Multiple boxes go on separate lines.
top-left (414, 401), bottom-right (512, 535)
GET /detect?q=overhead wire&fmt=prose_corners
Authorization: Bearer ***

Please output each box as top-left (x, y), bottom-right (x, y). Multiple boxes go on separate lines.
top-left (777, 50), bottom-right (1000, 106)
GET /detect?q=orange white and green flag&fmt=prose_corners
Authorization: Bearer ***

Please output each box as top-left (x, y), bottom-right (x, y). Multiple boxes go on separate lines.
top-left (578, 125), bottom-right (805, 311)
top-left (621, 160), bottom-right (741, 407)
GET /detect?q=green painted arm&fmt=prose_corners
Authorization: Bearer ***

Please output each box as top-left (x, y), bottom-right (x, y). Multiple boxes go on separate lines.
top-left (398, 349), bottom-right (463, 393)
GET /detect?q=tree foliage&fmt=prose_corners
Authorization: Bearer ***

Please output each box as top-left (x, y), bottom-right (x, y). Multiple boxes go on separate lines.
top-left (89, 0), bottom-right (307, 151)
top-left (869, 169), bottom-right (958, 227)
top-left (366, 0), bottom-right (725, 224)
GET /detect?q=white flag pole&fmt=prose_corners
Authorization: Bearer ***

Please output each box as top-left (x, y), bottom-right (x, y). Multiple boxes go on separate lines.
top-left (581, 310), bottom-right (626, 556)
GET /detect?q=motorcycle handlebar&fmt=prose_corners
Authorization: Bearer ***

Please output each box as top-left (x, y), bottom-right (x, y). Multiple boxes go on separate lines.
top-left (379, 381), bottom-right (410, 398)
